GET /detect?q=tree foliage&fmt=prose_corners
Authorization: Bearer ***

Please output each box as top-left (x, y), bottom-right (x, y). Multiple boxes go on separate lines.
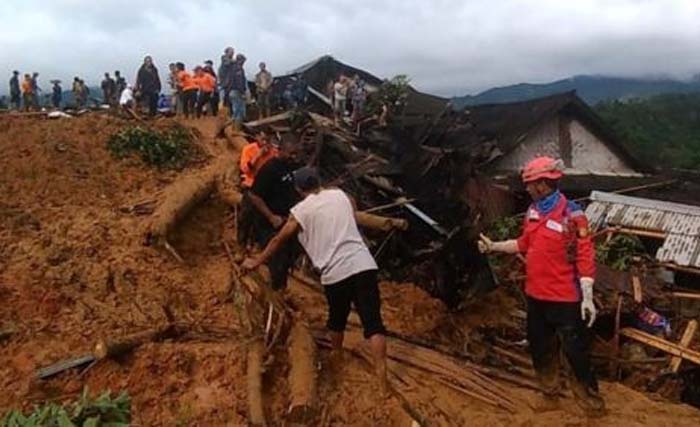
top-left (367, 75), bottom-right (411, 116)
top-left (595, 93), bottom-right (700, 170)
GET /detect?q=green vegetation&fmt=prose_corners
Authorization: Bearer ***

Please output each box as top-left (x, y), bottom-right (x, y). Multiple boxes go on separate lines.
top-left (595, 234), bottom-right (646, 271)
top-left (2, 388), bottom-right (130, 427)
top-left (368, 75), bottom-right (411, 115)
top-left (487, 215), bottom-right (521, 241)
top-left (596, 92), bottom-right (700, 170)
top-left (107, 125), bottom-right (195, 169)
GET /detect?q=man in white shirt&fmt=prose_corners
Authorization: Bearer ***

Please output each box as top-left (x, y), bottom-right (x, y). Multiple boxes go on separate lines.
top-left (242, 167), bottom-right (387, 393)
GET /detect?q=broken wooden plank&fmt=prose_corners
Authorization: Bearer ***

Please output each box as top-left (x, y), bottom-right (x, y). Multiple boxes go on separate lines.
top-left (632, 276), bottom-right (643, 304)
top-left (94, 325), bottom-right (176, 359)
top-left (355, 211), bottom-right (408, 231)
top-left (672, 291), bottom-right (700, 300)
top-left (670, 320), bottom-right (698, 373)
top-left (243, 111), bottom-right (293, 128)
top-left (36, 354), bottom-right (96, 380)
top-left (620, 327), bottom-right (700, 365)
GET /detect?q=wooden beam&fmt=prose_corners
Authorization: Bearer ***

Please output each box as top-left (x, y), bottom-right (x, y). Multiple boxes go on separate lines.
top-left (669, 320), bottom-right (698, 373)
top-left (672, 291), bottom-right (700, 300)
top-left (243, 111), bottom-right (292, 128)
top-left (620, 327), bottom-right (700, 365)
top-left (631, 276), bottom-right (643, 304)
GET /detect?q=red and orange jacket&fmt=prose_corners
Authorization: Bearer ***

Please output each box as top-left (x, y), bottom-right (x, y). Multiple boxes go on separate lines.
top-left (517, 195), bottom-right (595, 302)
top-left (177, 70), bottom-right (198, 92)
top-left (194, 73), bottom-right (216, 93)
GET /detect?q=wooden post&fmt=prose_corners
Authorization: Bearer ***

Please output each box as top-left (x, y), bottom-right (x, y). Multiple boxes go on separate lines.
top-left (669, 320), bottom-right (698, 373)
top-left (631, 276), bottom-right (643, 304)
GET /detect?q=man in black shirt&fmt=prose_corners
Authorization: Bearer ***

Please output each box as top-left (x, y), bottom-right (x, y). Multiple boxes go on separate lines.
top-left (249, 136), bottom-right (300, 290)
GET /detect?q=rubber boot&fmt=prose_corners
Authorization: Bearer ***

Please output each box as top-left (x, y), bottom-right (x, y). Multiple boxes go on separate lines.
top-left (570, 379), bottom-right (606, 417)
top-left (534, 358), bottom-right (561, 412)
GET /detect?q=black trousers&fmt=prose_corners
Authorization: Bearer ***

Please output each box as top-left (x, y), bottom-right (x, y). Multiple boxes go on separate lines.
top-left (182, 89), bottom-right (197, 118)
top-left (324, 269), bottom-right (386, 339)
top-left (210, 91), bottom-right (220, 116)
top-left (527, 297), bottom-right (598, 391)
top-left (143, 91), bottom-right (158, 116)
top-left (196, 91), bottom-right (212, 118)
top-left (255, 222), bottom-right (299, 291)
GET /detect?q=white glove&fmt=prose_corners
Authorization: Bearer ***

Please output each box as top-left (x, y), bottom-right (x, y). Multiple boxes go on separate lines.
top-left (580, 277), bottom-right (596, 327)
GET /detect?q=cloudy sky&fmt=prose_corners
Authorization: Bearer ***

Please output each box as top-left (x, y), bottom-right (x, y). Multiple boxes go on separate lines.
top-left (2, 0), bottom-right (700, 96)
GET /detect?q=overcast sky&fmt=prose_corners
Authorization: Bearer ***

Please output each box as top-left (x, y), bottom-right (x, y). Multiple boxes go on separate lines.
top-left (2, 0), bottom-right (700, 96)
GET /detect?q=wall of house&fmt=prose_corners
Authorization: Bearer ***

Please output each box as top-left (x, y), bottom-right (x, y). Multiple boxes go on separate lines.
top-left (569, 119), bottom-right (637, 174)
top-left (494, 117), bottom-right (638, 175)
top-left (494, 119), bottom-right (560, 171)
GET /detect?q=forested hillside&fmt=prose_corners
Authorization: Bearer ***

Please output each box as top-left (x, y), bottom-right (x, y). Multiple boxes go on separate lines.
top-left (596, 93), bottom-right (700, 170)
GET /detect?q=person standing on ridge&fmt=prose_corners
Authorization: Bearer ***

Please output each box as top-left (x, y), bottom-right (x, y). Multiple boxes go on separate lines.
top-left (135, 55), bottom-right (161, 116)
top-left (101, 72), bottom-right (117, 107)
top-left (218, 46), bottom-right (236, 112)
top-left (21, 74), bottom-right (34, 111)
top-left (115, 70), bottom-right (127, 98)
top-left (51, 80), bottom-right (62, 109)
top-left (230, 53), bottom-right (248, 128)
top-left (176, 62), bottom-right (198, 119)
top-left (255, 62), bottom-right (273, 119)
top-left (478, 156), bottom-right (605, 416)
top-left (193, 66), bottom-right (216, 118)
top-left (9, 71), bottom-right (21, 110)
top-left (203, 60), bottom-right (219, 116)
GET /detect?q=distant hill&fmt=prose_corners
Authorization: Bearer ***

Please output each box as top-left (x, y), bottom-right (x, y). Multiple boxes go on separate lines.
top-left (595, 92), bottom-right (700, 170)
top-left (453, 75), bottom-right (700, 108)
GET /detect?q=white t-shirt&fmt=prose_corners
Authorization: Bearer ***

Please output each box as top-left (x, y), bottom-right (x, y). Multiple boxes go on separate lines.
top-left (119, 87), bottom-right (133, 106)
top-left (290, 188), bottom-right (377, 285)
top-left (333, 82), bottom-right (347, 100)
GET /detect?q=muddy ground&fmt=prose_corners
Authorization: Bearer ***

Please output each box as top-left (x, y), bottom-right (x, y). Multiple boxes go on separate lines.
top-left (1, 114), bottom-right (699, 426)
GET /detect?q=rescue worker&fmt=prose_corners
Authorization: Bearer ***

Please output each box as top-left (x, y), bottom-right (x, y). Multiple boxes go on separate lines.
top-left (21, 74), bottom-right (34, 111)
top-left (242, 166), bottom-right (388, 395)
top-left (230, 53), bottom-right (248, 128)
top-left (255, 62), bottom-right (272, 119)
top-left (237, 131), bottom-right (279, 247)
top-left (101, 72), bottom-right (117, 107)
top-left (218, 47), bottom-right (236, 111)
top-left (203, 60), bottom-right (219, 116)
top-left (478, 156), bottom-right (605, 415)
top-left (51, 80), bottom-right (62, 109)
top-left (114, 71), bottom-right (127, 98)
top-left (193, 66), bottom-right (216, 118)
top-left (175, 62), bottom-right (198, 119)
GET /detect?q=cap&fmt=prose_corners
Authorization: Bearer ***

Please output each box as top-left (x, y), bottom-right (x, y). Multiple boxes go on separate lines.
top-left (292, 167), bottom-right (320, 192)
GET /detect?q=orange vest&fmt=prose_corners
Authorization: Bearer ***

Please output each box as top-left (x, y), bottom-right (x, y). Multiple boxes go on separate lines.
top-left (178, 70), bottom-right (198, 92)
top-left (194, 73), bottom-right (216, 93)
top-left (240, 142), bottom-right (279, 188)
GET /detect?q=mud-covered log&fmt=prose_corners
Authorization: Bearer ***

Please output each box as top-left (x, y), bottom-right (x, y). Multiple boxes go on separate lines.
top-left (247, 339), bottom-right (267, 426)
top-left (145, 156), bottom-right (235, 245)
top-left (287, 323), bottom-right (318, 424)
top-left (94, 325), bottom-right (176, 359)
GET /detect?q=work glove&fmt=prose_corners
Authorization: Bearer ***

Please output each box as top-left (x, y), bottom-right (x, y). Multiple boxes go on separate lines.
top-left (580, 277), bottom-right (596, 327)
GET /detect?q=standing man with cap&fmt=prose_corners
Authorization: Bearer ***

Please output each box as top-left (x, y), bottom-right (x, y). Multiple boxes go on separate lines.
top-left (242, 166), bottom-right (388, 395)
top-left (478, 156), bottom-right (604, 416)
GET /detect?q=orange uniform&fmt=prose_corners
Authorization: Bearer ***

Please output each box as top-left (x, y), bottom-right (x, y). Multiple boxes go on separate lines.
top-left (177, 70), bottom-right (198, 92)
top-left (194, 73), bottom-right (216, 93)
top-left (21, 79), bottom-right (33, 94)
top-left (240, 142), bottom-right (279, 188)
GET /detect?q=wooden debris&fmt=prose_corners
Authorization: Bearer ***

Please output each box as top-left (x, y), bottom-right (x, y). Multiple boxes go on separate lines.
top-left (620, 327), bottom-right (700, 365)
top-left (36, 354), bottom-right (96, 380)
top-left (243, 111), bottom-right (293, 128)
top-left (145, 155), bottom-right (235, 247)
top-left (355, 211), bottom-right (408, 231)
top-left (94, 325), bottom-right (177, 359)
top-left (247, 339), bottom-right (267, 427)
top-left (670, 320), bottom-right (698, 373)
top-left (672, 291), bottom-right (700, 300)
top-left (632, 276), bottom-right (643, 303)
top-left (287, 322), bottom-right (318, 424)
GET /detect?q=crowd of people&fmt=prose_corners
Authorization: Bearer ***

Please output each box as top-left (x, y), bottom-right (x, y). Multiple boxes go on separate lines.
top-left (5, 47), bottom-right (280, 126)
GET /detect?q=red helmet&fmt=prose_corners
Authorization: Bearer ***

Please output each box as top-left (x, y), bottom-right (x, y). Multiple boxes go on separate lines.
top-left (521, 156), bottom-right (564, 183)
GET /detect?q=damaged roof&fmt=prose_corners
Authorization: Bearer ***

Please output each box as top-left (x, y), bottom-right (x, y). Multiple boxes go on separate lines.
top-left (279, 55), bottom-right (449, 119)
top-left (422, 91), bottom-right (647, 172)
top-left (586, 191), bottom-right (700, 270)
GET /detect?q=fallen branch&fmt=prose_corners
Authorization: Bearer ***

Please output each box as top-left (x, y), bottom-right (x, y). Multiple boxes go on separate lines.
top-left (287, 322), bottom-right (318, 424)
top-left (247, 339), bottom-right (267, 426)
top-left (94, 325), bottom-right (177, 359)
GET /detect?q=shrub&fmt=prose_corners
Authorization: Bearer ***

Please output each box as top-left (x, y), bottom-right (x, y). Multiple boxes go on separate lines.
top-left (108, 125), bottom-right (194, 169)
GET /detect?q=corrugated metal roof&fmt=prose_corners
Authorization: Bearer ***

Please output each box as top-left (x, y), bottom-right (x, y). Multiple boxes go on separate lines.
top-left (586, 191), bottom-right (700, 269)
